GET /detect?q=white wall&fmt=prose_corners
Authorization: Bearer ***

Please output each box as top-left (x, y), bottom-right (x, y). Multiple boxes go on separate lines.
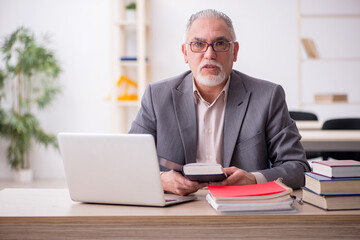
top-left (149, 0), bottom-right (299, 109)
top-left (0, 0), bottom-right (112, 179)
top-left (149, 0), bottom-right (360, 120)
top-left (0, 0), bottom-right (359, 180)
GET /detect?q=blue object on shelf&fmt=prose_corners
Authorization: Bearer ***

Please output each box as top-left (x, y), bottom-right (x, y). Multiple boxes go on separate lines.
top-left (120, 57), bottom-right (137, 61)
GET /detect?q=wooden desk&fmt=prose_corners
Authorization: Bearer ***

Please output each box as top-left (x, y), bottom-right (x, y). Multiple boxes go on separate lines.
top-left (300, 130), bottom-right (360, 151)
top-left (296, 120), bottom-right (323, 130)
top-left (1, 188), bottom-right (360, 240)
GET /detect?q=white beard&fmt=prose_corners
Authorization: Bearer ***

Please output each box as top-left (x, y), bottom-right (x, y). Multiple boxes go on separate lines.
top-left (196, 61), bottom-right (226, 87)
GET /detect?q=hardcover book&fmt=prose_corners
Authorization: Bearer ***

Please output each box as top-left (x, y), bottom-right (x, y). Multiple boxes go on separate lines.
top-left (305, 172), bottom-right (360, 195)
top-left (159, 158), bottom-right (227, 183)
top-left (312, 160), bottom-right (360, 178)
top-left (302, 188), bottom-right (360, 211)
top-left (206, 194), bottom-right (294, 212)
top-left (182, 163), bottom-right (227, 182)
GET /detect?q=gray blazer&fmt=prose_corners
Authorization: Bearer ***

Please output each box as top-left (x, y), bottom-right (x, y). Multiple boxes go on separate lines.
top-left (129, 70), bottom-right (310, 189)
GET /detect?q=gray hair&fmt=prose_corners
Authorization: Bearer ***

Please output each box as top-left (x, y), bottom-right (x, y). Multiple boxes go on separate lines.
top-left (184, 9), bottom-right (236, 42)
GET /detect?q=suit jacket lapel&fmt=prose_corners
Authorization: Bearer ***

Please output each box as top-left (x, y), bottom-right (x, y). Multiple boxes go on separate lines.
top-left (223, 72), bottom-right (252, 167)
top-left (171, 73), bottom-right (197, 164)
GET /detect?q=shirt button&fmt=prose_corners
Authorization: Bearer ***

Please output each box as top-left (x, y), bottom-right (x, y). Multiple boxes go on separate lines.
top-left (207, 129), bottom-right (212, 134)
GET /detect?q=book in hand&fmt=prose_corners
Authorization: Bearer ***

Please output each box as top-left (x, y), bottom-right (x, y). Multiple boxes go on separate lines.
top-left (159, 158), bottom-right (227, 183)
top-left (302, 188), bottom-right (360, 211)
top-left (206, 179), bottom-right (295, 213)
top-left (312, 160), bottom-right (360, 178)
top-left (305, 172), bottom-right (360, 195)
top-left (182, 163), bottom-right (227, 182)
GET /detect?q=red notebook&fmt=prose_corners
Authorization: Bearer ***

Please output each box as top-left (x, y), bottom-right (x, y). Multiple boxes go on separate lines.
top-left (312, 160), bottom-right (360, 178)
top-left (207, 180), bottom-right (292, 201)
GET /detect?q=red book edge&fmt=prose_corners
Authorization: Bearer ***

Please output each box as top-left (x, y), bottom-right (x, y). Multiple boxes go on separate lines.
top-left (207, 179), bottom-right (291, 198)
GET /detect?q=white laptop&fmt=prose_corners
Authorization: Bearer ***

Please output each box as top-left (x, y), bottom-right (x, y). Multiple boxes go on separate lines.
top-left (58, 132), bottom-right (196, 206)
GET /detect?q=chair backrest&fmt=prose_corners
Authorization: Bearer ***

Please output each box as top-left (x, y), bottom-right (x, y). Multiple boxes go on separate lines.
top-left (289, 111), bottom-right (320, 159)
top-left (289, 111), bottom-right (318, 121)
top-left (322, 118), bottom-right (360, 130)
top-left (321, 118), bottom-right (360, 161)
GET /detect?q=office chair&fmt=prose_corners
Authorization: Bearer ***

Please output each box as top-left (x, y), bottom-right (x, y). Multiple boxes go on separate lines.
top-left (289, 111), bottom-right (318, 121)
top-left (289, 111), bottom-right (320, 159)
top-left (321, 118), bottom-right (360, 161)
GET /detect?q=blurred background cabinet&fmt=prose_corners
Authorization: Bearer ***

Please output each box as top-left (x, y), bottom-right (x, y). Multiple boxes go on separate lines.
top-left (110, 0), bottom-right (149, 132)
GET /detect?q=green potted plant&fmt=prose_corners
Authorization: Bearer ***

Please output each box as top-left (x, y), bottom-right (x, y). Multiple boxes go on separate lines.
top-left (125, 2), bottom-right (136, 21)
top-left (0, 26), bottom-right (62, 182)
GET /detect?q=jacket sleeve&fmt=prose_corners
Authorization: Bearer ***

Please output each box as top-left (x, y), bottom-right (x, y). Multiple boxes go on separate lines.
top-left (129, 84), bottom-right (157, 141)
top-left (258, 85), bottom-right (311, 189)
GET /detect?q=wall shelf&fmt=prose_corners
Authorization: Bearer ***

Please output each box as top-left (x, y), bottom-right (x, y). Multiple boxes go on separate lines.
top-left (301, 14), bottom-right (360, 18)
top-left (301, 58), bottom-right (360, 62)
top-left (110, 0), bottom-right (149, 133)
top-left (115, 21), bottom-right (137, 27)
top-left (297, 0), bottom-right (360, 112)
top-left (117, 101), bottom-right (140, 107)
top-left (119, 61), bottom-right (138, 67)
top-left (302, 102), bottom-right (360, 106)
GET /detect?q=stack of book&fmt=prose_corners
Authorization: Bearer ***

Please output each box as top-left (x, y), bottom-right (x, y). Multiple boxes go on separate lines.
top-left (206, 179), bottom-right (295, 213)
top-left (302, 160), bottom-right (360, 210)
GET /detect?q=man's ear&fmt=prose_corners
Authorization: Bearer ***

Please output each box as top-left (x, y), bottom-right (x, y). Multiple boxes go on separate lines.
top-left (182, 44), bottom-right (188, 63)
top-left (233, 42), bottom-right (239, 62)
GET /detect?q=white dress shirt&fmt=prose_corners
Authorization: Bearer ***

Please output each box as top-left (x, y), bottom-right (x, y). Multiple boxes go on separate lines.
top-left (193, 78), bottom-right (267, 184)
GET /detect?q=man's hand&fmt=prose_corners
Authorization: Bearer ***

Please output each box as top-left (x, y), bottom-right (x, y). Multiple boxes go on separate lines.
top-left (211, 166), bottom-right (257, 186)
top-left (161, 170), bottom-right (208, 196)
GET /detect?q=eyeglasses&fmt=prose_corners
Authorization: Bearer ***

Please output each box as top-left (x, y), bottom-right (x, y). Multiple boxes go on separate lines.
top-left (187, 40), bottom-right (234, 53)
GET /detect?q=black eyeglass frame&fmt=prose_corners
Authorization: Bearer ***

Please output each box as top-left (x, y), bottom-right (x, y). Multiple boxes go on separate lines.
top-left (187, 40), bottom-right (235, 53)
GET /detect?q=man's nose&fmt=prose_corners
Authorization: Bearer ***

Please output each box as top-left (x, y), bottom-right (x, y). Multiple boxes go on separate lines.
top-left (203, 44), bottom-right (216, 59)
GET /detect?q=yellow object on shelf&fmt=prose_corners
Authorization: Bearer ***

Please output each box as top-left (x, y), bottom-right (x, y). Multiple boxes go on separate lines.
top-left (105, 94), bottom-right (112, 101)
top-left (116, 75), bottom-right (138, 101)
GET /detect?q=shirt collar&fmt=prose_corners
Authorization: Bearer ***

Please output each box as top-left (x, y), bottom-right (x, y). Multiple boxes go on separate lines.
top-left (193, 76), bottom-right (231, 105)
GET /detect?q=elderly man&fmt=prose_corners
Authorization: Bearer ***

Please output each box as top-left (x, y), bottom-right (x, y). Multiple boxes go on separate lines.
top-left (129, 9), bottom-right (310, 196)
